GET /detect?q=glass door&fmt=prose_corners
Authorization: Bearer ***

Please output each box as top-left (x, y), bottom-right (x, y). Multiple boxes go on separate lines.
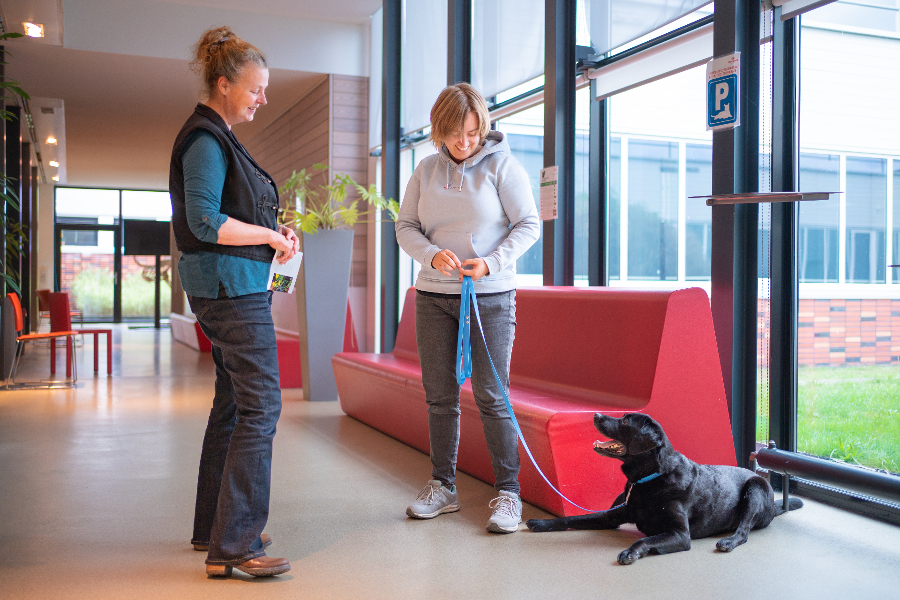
top-left (55, 187), bottom-right (172, 325)
top-left (121, 191), bottom-right (172, 322)
top-left (54, 188), bottom-right (122, 323)
top-left (55, 224), bottom-right (121, 323)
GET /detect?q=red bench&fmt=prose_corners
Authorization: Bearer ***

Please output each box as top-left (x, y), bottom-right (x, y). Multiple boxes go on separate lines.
top-left (170, 312), bottom-right (212, 352)
top-left (333, 286), bottom-right (736, 517)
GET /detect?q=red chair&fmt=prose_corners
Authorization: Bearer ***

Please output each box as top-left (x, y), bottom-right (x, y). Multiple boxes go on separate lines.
top-left (5, 292), bottom-right (80, 389)
top-left (36, 289), bottom-right (51, 330)
top-left (37, 289), bottom-right (83, 333)
top-left (49, 292), bottom-right (113, 376)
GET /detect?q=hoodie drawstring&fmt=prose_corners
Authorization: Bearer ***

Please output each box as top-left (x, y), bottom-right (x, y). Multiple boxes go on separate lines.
top-left (443, 159), bottom-right (465, 192)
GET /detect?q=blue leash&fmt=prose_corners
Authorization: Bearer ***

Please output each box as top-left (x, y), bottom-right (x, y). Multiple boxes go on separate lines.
top-left (455, 276), bottom-right (659, 513)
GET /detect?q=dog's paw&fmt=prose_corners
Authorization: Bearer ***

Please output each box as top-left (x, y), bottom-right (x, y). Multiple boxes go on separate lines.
top-left (525, 519), bottom-right (552, 532)
top-left (617, 549), bottom-right (639, 565)
top-left (716, 539), bottom-right (734, 552)
top-left (716, 538), bottom-right (741, 552)
top-left (715, 535), bottom-right (746, 553)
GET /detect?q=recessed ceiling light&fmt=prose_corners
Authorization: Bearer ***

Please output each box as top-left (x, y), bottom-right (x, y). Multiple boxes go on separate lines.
top-left (49, 160), bottom-right (60, 167)
top-left (52, 176), bottom-right (60, 181)
top-left (23, 23), bottom-right (45, 38)
top-left (46, 136), bottom-right (57, 145)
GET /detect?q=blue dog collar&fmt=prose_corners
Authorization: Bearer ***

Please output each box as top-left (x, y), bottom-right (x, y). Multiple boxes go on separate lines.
top-left (635, 472), bottom-right (661, 484)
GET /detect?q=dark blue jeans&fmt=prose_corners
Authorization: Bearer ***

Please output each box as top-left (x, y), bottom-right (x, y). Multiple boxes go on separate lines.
top-left (188, 291), bottom-right (282, 566)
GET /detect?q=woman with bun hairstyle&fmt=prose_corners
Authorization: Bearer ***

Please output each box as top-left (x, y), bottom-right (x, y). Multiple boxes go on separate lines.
top-left (395, 83), bottom-right (540, 533)
top-left (169, 26), bottom-right (297, 578)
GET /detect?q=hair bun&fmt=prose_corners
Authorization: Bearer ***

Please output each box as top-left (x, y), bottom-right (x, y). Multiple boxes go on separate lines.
top-left (190, 26), bottom-right (266, 97)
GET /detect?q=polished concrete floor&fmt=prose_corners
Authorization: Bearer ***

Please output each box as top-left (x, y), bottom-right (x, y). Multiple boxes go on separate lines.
top-left (1, 326), bottom-right (899, 600)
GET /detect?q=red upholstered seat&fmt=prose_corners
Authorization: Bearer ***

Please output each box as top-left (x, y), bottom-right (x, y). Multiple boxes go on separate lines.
top-left (333, 286), bottom-right (735, 517)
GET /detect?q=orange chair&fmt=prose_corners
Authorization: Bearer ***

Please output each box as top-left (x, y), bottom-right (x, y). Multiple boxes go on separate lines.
top-left (5, 292), bottom-right (80, 389)
top-left (49, 292), bottom-right (112, 376)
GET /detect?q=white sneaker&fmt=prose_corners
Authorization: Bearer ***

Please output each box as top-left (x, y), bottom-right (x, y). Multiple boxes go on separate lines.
top-left (406, 480), bottom-right (459, 519)
top-left (486, 490), bottom-right (522, 533)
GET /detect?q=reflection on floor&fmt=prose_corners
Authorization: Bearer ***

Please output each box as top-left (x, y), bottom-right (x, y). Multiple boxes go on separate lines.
top-left (0, 325), bottom-right (898, 600)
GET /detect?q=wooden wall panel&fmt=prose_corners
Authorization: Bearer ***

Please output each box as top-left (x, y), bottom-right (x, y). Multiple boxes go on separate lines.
top-left (244, 73), bottom-right (371, 323)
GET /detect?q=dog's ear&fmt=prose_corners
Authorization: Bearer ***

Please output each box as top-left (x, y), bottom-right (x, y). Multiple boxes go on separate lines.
top-left (628, 420), bottom-right (663, 455)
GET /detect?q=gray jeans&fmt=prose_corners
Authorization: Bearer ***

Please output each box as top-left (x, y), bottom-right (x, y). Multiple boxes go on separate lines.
top-left (415, 290), bottom-right (520, 494)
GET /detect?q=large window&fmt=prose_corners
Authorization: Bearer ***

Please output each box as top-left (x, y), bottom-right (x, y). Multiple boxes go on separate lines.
top-left (799, 153), bottom-right (840, 283)
top-left (685, 144), bottom-right (712, 279)
top-left (845, 156), bottom-right (887, 284)
top-left (55, 187), bottom-right (171, 322)
top-left (627, 140), bottom-right (679, 281)
top-left (796, 2), bottom-right (900, 475)
top-left (607, 63), bottom-right (712, 288)
top-left (894, 160), bottom-right (900, 282)
top-left (494, 103), bottom-right (545, 284)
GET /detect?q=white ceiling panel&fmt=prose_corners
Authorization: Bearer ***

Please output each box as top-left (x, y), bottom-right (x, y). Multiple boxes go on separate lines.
top-left (0, 0), bottom-right (376, 189)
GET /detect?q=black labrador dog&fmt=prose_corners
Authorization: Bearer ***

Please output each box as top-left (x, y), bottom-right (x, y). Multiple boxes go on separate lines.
top-left (526, 413), bottom-right (802, 565)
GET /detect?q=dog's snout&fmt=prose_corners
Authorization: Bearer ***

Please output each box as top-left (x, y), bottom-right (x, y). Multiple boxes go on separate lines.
top-left (594, 413), bottom-right (615, 434)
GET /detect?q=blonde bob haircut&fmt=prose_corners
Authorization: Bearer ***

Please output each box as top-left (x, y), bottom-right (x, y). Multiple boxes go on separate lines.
top-left (429, 83), bottom-right (491, 149)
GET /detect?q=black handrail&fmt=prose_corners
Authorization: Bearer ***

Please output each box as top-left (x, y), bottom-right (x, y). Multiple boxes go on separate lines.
top-left (755, 442), bottom-right (900, 510)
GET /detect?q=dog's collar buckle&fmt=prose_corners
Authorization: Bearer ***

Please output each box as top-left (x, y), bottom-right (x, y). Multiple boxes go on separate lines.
top-left (622, 472), bottom-right (662, 506)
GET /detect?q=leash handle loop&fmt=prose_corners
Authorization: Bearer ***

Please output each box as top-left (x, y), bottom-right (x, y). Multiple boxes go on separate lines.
top-left (456, 280), bottom-right (472, 384)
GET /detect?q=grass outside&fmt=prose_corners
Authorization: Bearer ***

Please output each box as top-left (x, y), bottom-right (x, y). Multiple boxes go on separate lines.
top-left (796, 364), bottom-right (900, 474)
top-left (71, 269), bottom-right (171, 319)
top-left (755, 365), bottom-right (900, 474)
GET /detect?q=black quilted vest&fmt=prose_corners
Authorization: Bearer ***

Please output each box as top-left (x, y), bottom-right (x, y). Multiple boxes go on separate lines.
top-left (169, 103), bottom-right (278, 263)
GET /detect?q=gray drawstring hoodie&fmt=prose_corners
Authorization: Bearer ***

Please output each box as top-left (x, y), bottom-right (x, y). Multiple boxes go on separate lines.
top-left (395, 131), bottom-right (540, 294)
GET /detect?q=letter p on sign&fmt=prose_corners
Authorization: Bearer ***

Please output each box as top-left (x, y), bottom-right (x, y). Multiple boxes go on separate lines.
top-left (715, 82), bottom-right (729, 111)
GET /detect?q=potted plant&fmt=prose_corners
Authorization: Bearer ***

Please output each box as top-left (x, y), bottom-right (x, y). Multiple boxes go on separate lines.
top-left (1, 32), bottom-right (31, 379)
top-left (278, 164), bottom-right (397, 402)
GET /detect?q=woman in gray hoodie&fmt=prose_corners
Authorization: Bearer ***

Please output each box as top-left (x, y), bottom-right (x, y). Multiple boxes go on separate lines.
top-left (395, 83), bottom-right (540, 533)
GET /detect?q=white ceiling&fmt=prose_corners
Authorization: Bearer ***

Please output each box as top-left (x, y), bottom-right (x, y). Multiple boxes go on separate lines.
top-left (1, 0), bottom-right (381, 189)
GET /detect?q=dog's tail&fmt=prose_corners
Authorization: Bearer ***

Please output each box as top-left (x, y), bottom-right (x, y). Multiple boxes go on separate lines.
top-left (774, 497), bottom-right (804, 516)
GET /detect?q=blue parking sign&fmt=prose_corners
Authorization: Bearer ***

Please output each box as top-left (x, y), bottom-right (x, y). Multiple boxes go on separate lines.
top-left (706, 53), bottom-right (740, 131)
top-left (708, 75), bottom-right (738, 128)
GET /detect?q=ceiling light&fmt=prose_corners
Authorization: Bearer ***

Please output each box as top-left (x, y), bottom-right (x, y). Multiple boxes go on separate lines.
top-left (49, 160), bottom-right (60, 167)
top-left (52, 176), bottom-right (60, 182)
top-left (23, 23), bottom-right (45, 38)
top-left (46, 136), bottom-right (57, 145)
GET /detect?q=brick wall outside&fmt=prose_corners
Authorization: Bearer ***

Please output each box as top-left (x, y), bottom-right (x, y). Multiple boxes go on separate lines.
top-left (758, 298), bottom-right (900, 366)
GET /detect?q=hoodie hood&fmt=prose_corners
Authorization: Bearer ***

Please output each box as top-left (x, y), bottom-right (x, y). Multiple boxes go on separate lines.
top-left (438, 130), bottom-right (509, 192)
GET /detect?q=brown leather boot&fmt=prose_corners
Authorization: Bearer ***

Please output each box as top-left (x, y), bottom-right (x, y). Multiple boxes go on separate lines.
top-left (206, 555), bottom-right (290, 578)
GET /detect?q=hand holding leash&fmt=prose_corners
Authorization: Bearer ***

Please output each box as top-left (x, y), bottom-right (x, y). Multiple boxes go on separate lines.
top-left (432, 249), bottom-right (461, 276)
top-left (458, 258), bottom-right (488, 281)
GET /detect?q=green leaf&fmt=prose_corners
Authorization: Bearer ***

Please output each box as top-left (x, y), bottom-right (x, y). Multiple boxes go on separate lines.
top-left (8, 85), bottom-right (29, 100)
top-left (278, 165), bottom-right (397, 234)
top-left (3, 274), bottom-right (21, 295)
